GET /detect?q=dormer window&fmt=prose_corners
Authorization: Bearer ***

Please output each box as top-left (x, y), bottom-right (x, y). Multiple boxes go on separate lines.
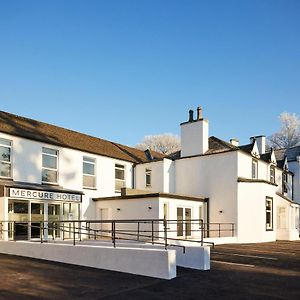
top-left (270, 166), bottom-right (275, 184)
top-left (252, 159), bottom-right (258, 179)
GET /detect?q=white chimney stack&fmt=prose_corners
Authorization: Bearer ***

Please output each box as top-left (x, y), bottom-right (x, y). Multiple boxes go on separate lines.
top-left (250, 135), bottom-right (266, 154)
top-left (180, 106), bottom-right (209, 157)
top-left (230, 138), bottom-right (239, 147)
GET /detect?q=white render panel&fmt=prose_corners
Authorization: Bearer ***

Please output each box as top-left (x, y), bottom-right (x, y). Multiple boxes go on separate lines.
top-left (0, 131), bottom-right (134, 220)
top-left (181, 120), bottom-right (209, 157)
top-left (0, 241), bottom-right (176, 279)
top-left (175, 151), bottom-right (238, 226)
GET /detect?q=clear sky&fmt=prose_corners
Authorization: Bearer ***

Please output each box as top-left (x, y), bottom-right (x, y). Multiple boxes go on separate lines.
top-left (0, 0), bottom-right (299, 146)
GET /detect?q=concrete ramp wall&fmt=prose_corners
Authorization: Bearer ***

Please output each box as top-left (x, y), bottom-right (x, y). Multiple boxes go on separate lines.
top-left (0, 241), bottom-right (176, 280)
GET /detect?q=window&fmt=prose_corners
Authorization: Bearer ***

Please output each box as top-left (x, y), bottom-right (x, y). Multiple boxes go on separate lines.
top-left (270, 166), bottom-right (275, 183)
top-left (252, 159), bottom-right (258, 179)
top-left (145, 168), bottom-right (151, 187)
top-left (0, 138), bottom-right (12, 178)
top-left (83, 156), bottom-right (96, 188)
top-left (42, 147), bottom-right (58, 184)
top-left (282, 172), bottom-right (288, 193)
top-left (266, 197), bottom-right (273, 230)
top-left (115, 164), bottom-right (125, 192)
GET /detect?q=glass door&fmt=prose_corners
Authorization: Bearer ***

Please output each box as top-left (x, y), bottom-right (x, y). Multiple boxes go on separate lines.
top-left (30, 202), bottom-right (44, 238)
top-left (177, 207), bottom-right (192, 238)
top-left (48, 204), bottom-right (61, 238)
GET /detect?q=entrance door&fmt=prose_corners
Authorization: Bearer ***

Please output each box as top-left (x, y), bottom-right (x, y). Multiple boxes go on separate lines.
top-left (30, 203), bottom-right (44, 238)
top-left (177, 207), bottom-right (192, 238)
top-left (48, 204), bottom-right (61, 238)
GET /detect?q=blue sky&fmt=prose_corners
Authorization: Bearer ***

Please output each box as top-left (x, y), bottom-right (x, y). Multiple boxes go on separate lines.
top-left (0, 0), bottom-right (299, 146)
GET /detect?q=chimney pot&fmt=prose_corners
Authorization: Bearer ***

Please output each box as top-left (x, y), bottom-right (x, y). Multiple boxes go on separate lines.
top-left (197, 107), bottom-right (203, 120)
top-left (189, 110), bottom-right (194, 122)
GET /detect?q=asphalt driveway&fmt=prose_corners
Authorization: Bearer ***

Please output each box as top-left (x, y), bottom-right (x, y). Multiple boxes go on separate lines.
top-left (0, 240), bottom-right (299, 299)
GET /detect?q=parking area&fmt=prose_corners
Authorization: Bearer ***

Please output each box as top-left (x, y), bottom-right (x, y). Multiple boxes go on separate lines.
top-left (0, 240), bottom-right (299, 299)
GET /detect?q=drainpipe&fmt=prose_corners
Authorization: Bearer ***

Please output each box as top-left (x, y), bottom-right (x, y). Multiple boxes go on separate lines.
top-left (205, 197), bottom-right (210, 238)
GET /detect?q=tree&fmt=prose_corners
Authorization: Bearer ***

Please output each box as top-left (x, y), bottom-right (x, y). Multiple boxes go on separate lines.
top-left (136, 133), bottom-right (180, 155)
top-left (268, 112), bottom-right (300, 148)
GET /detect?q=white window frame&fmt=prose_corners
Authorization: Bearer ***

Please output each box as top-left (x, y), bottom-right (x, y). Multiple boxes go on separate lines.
top-left (115, 164), bottom-right (125, 193)
top-left (42, 147), bottom-right (59, 184)
top-left (0, 138), bottom-right (12, 179)
top-left (266, 197), bottom-right (273, 231)
top-left (270, 165), bottom-right (275, 184)
top-left (83, 156), bottom-right (97, 189)
top-left (145, 168), bottom-right (152, 187)
top-left (252, 159), bottom-right (258, 179)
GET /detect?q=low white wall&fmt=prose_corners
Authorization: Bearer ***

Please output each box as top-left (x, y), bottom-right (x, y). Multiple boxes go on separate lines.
top-left (50, 240), bottom-right (210, 271)
top-left (0, 241), bottom-right (176, 280)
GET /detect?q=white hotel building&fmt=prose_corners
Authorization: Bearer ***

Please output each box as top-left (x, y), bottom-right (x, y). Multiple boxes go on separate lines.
top-left (0, 108), bottom-right (299, 243)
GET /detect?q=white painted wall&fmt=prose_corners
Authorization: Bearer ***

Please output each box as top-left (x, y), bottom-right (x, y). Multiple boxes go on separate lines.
top-left (180, 120), bottom-right (209, 157)
top-left (175, 151), bottom-right (238, 227)
top-left (0, 241), bottom-right (176, 279)
top-left (0, 132), bottom-right (134, 220)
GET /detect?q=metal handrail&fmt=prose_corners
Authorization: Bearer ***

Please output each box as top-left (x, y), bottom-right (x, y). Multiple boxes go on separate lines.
top-left (0, 219), bottom-right (236, 249)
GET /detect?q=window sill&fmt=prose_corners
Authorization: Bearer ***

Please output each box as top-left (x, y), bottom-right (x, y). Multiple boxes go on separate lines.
top-left (42, 182), bottom-right (59, 186)
top-left (83, 187), bottom-right (97, 191)
top-left (0, 177), bottom-right (13, 181)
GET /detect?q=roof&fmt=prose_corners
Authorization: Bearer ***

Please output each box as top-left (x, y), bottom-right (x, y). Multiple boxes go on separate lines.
top-left (93, 192), bottom-right (207, 202)
top-left (0, 111), bottom-right (165, 163)
top-left (168, 136), bottom-right (237, 159)
top-left (283, 145), bottom-right (300, 161)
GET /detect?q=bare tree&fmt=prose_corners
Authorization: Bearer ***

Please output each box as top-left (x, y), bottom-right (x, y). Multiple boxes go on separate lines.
top-left (268, 112), bottom-right (300, 148)
top-left (136, 133), bottom-right (180, 155)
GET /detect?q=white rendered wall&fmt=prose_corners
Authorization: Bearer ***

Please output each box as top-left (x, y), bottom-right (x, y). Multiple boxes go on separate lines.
top-left (180, 120), bottom-right (209, 157)
top-left (0, 132), bottom-right (134, 220)
top-left (237, 182), bottom-right (276, 243)
top-left (135, 161), bottom-right (164, 192)
top-left (175, 151), bottom-right (238, 226)
top-left (0, 241), bottom-right (176, 279)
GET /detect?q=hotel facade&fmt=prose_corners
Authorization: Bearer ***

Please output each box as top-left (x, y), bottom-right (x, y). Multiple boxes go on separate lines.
top-left (0, 108), bottom-right (299, 243)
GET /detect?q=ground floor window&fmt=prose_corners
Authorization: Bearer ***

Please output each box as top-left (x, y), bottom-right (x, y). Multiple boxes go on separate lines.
top-left (177, 207), bottom-right (192, 238)
top-left (266, 197), bottom-right (273, 231)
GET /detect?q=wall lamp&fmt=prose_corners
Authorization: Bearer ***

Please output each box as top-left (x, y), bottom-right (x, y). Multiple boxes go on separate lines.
top-left (117, 208), bottom-right (121, 211)
top-left (219, 210), bottom-right (223, 214)
top-left (148, 206), bottom-right (152, 210)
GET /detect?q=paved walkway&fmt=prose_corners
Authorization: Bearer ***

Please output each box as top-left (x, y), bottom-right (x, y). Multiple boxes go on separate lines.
top-left (0, 240), bottom-right (299, 299)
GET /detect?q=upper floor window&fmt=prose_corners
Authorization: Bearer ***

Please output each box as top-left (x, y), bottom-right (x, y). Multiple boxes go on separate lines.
top-left (115, 164), bottom-right (125, 192)
top-left (282, 172), bottom-right (288, 193)
top-left (0, 138), bottom-right (12, 178)
top-left (270, 166), bottom-right (275, 183)
top-left (266, 197), bottom-right (273, 231)
top-left (145, 168), bottom-right (151, 187)
top-left (42, 147), bottom-right (58, 184)
top-left (252, 159), bottom-right (258, 179)
top-left (83, 156), bottom-right (96, 189)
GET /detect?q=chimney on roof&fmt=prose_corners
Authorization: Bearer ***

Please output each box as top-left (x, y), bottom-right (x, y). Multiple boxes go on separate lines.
top-left (188, 110), bottom-right (194, 122)
top-left (196, 107), bottom-right (203, 120)
top-left (250, 135), bottom-right (266, 155)
top-left (230, 138), bottom-right (239, 147)
top-left (180, 106), bottom-right (209, 157)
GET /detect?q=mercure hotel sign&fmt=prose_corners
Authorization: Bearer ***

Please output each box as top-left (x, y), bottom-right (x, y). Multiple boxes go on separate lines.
top-left (9, 188), bottom-right (81, 202)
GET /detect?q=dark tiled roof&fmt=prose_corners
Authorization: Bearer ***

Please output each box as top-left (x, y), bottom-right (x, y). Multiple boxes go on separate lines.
top-left (259, 153), bottom-right (272, 163)
top-left (167, 136), bottom-right (237, 159)
top-left (0, 111), bottom-right (165, 163)
top-left (239, 142), bottom-right (254, 154)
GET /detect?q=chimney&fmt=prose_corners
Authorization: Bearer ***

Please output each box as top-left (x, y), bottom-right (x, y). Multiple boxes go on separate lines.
top-left (180, 107), bottom-right (209, 157)
top-left (196, 107), bottom-right (203, 120)
top-left (189, 110), bottom-right (194, 122)
top-left (230, 138), bottom-right (239, 147)
top-left (250, 135), bottom-right (266, 154)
